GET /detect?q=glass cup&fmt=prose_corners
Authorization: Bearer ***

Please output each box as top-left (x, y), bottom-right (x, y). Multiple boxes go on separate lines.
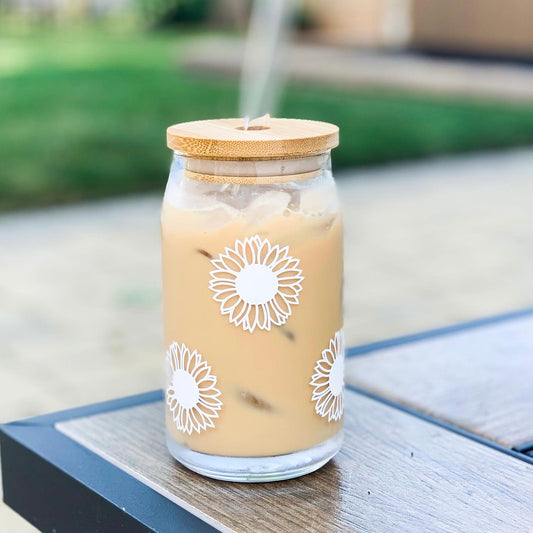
top-left (161, 118), bottom-right (344, 481)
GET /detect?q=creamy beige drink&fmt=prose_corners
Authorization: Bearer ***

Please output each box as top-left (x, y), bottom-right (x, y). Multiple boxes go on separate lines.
top-left (162, 192), bottom-right (343, 457)
top-left (162, 118), bottom-right (342, 480)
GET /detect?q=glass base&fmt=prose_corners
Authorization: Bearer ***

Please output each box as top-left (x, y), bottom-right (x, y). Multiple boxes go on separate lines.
top-left (166, 431), bottom-right (343, 483)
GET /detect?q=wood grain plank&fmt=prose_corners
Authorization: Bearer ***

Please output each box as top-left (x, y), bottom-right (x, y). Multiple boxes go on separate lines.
top-left (346, 314), bottom-right (533, 449)
top-left (57, 391), bottom-right (533, 533)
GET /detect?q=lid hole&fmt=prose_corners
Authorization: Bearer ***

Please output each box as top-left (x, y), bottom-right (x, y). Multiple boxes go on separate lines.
top-left (236, 125), bottom-right (270, 131)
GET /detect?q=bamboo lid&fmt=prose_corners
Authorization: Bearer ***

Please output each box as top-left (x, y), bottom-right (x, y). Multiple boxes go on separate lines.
top-left (166, 117), bottom-right (339, 159)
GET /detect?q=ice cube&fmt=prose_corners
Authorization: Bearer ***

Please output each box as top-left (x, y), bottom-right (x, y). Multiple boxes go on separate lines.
top-left (299, 184), bottom-right (338, 215)
top-left (195, 200), bottom-right (240, 232)
top-left (164, 178), bottom-right (240, 231)
top-left (245, 191), bottom-right (291, 226)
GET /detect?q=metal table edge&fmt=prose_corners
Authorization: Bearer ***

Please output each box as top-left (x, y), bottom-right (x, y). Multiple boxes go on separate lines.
top-left (345, 305), bottom-right (533, 357)
top-left (0, 393), bottom-right (216, 533)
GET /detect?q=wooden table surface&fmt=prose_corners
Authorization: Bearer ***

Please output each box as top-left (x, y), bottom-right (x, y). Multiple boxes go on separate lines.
top-left (2, 309), bottom-right (533, 532)
top-left (346, 310), bottom-right (533, 450)
top-left (57, 391), bottom-right (532, 533)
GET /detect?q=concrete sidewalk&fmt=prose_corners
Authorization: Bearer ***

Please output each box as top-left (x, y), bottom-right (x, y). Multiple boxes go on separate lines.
top-left (2, 149), bottom-right (533, 530)
top-left (185, 37), bottom-right (533, 102)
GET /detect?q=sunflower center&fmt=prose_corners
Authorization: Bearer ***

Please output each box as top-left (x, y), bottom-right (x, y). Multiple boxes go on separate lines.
top-left (329, 357), bottom-right (344, 397)
top-left (235, 263), bottom-right (278, 305)
top-left (171, 369), bottom-right (200, 409)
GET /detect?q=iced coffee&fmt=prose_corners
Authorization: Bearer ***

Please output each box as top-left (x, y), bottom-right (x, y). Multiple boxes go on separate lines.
top-left (162, 118), bottom-right (343, 481)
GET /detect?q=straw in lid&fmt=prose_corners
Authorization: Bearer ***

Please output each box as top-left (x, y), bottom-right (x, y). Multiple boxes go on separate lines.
top-left (166, 117), bottom-right (339, 159)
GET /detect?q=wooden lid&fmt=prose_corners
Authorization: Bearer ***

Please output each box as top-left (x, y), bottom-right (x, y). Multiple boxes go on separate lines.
top-left (166, 117), bottom-right (339, 159)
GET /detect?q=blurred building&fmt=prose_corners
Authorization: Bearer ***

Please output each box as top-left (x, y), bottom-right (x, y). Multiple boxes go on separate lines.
top-left (304, 0), bottom-right (411, 48)
top-left (410, 0), bottom-right (533, 58)
top-left (5, 0), bottom-right (533, 59)
top-left (304, 0), bottom-right (533, 58)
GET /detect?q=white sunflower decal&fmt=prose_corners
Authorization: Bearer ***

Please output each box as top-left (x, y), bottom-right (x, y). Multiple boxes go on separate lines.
top-left (310, 329), bottom-right (345, 422)
top-left (166, 342), bottom-right (223, 435)
top-left (209, 235), bottom-right (304, 333)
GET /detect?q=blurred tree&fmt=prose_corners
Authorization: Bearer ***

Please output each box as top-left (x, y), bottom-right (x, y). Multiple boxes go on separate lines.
top-left (137, 0), bottom-right (212, 28)
top-left (292, 3), bottom-right (317, 32)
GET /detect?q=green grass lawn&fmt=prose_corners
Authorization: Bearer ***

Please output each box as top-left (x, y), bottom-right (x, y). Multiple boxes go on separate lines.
top-left (2, 29), bottom-right (533, 210)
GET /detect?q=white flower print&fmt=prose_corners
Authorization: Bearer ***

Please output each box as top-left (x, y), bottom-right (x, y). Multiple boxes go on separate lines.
top-left (310, 330), bottom-right (345, 422)
top-left (166, 342), bottom-right (222, 435)
top-left (209, 235), bottom-right (304, 333)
